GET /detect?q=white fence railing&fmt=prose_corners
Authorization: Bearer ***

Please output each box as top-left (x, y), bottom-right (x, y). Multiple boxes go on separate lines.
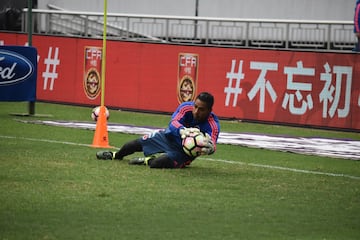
top-left (22, 7), bottom-right (357, 51)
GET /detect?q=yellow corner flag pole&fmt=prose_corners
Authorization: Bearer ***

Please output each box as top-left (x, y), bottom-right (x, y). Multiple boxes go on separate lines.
top-left (92, 0), bottom-right (111, 148)
top-left (101, 0), bottom-right (107, 107)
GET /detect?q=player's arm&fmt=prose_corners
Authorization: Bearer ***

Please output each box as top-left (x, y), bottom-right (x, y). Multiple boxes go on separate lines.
top-left (200, 115), bottom-right (220, 155)
top-left (167, 103), bottom-right (195, 138)
top-left (170, 120), bottom-right (200, 139)
top-left (200, 132), bottom-right (216, 155)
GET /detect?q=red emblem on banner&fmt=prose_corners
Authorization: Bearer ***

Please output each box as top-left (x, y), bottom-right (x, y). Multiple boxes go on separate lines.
top-left (84, 46), bottom-right (102, 100)
top-left (177, 53), bottom-right (199, 103)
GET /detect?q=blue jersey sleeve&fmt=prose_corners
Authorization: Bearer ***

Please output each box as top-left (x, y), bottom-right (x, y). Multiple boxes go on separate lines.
top-left (198, 113), bottom-right (220, 152)
top-left (165, 102), bottom-right (194, 142)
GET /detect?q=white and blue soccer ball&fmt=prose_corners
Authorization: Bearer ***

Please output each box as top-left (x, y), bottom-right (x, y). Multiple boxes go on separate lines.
top-left (91, 106), bottom-right (109, 121)
top-left (182, 132), bottom-right (206, 157)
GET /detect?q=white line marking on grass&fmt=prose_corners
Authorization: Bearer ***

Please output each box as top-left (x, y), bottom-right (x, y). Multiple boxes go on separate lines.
top-left (202, 158), bottom-right (360, 180)
top-left (1, 135), bottom-right (359, 180)
top-left (0, 135), bottom-right (95, 148)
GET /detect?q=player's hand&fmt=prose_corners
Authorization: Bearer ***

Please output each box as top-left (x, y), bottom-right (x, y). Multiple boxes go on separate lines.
top-left (200, 134), bottom-right (215, 155)
top-left (179, 127), bottom-right (200, 139)
top-left (204, 133), bottom-right (211, 142)
top-left (200, 145), bottom-right (214, 155)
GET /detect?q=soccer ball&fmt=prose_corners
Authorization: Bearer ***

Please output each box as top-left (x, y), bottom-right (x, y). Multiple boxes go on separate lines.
top-left (182, 132), bottom-right (207, 157)
top-left (91, 106), bottom-right (109, 121)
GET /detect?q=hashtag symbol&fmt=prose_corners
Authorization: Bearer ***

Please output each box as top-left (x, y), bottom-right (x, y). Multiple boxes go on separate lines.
top-left (224, 60), bottom-right (244, 107)
top-left (42, 47), bottom-right (60, 90)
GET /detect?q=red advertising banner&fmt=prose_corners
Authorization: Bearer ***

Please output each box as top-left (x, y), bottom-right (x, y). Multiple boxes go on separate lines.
top-left (0, 32), bottom-right (359, 131)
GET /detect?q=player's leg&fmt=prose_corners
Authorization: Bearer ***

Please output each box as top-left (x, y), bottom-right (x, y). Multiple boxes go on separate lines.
top-left (129, 154), bottom-right (175, 168)
top-left (148, 155), bottom-right (175, 168)
top-left (96, 139), bottom-right (142, 160)
top-left (129, 154), bottom-right (191, 168)
top-left (127, 131), bottom-right (191, 168)
top-left (114, 139), bottom-right (142, 159)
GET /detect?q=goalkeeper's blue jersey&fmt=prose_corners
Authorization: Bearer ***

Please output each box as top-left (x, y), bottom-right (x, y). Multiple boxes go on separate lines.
top-left (140, 101), bottom-right (220, 167)
top-left (165, 101), bottom-right (220, 150)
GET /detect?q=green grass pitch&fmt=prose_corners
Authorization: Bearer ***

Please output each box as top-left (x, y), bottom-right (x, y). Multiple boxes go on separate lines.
top-left (0, 102), bottom-right (359, 239)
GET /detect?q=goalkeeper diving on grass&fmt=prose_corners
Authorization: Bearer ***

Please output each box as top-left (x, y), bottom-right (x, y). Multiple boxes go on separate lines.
top-left (96, 92), bottom-right (220, 168)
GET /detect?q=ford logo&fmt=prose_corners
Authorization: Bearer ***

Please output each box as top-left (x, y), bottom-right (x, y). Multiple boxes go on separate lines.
top-left (0, 50), bottom-right (34, 85)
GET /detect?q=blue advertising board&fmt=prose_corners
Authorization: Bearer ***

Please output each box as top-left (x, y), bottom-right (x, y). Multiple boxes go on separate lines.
top-left (0, 46), bottom-right (37, 101)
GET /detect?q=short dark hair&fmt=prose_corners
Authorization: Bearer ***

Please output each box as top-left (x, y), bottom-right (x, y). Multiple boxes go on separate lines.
top-left (196, 92), bottom-right (214, 110)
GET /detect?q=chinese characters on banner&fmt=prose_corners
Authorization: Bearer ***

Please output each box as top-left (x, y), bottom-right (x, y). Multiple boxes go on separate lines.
top-left (224, 59), bottom-right (353, 118)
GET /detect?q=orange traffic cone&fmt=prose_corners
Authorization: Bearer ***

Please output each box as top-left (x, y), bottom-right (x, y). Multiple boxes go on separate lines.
top-left (92, 106), bottom-right (111, 148)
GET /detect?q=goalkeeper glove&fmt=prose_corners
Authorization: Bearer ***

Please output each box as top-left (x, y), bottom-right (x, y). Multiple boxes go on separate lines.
top-left (179, 127), bottom-right (200, 139)
top-left (200, 134), bottom-right (215, 155)
top-left (200, 144), bottom-right (215, 155)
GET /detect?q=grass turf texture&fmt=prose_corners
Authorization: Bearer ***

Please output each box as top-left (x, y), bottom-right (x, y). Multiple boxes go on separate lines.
top-left (0, 102), bottom-right (359, 240)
